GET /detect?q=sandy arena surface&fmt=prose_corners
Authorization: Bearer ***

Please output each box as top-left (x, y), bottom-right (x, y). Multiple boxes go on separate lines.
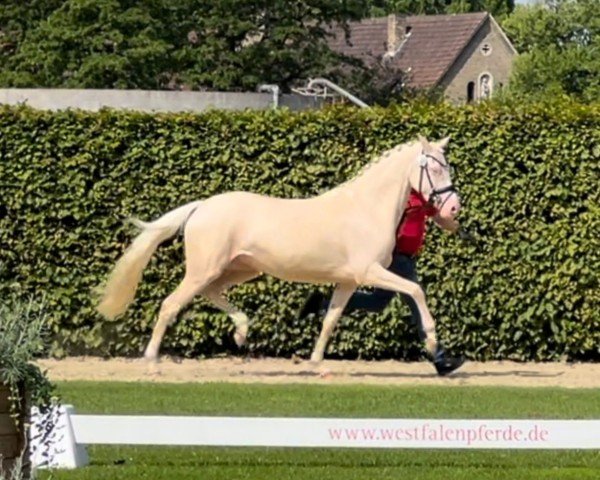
top-left (36, 357), bottom-right (600, 389)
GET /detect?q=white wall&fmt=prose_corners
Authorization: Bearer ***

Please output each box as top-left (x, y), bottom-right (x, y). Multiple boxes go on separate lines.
top-left (0, 89), bottom-right (323, 112)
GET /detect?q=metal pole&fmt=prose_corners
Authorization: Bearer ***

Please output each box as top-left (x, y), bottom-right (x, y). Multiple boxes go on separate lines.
top-left (307, 78), bottom-right (370, 109)
top-left (258, 84), bottom-right (280, 108)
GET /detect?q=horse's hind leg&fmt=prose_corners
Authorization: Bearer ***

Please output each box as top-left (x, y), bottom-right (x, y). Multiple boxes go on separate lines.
top-left (202, 269), bottom-right (260, 347)
top-left (310, 282), bottom-right (356, 364)
top-left (144, 272), bottom-right (219, 363)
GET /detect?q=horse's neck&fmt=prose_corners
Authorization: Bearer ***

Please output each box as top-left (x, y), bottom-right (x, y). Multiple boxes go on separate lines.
top-left (345, 146), bottom-right (414, 226)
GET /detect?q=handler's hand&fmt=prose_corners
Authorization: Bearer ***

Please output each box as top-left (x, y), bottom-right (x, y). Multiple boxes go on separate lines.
top-left (457, 227), bottom-right (477, 244)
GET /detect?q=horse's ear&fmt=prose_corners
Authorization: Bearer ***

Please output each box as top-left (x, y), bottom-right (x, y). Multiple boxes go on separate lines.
top-left (436, 136), bottom-right (450, 150)
top-left (418, 135), bottom-right (430, 149)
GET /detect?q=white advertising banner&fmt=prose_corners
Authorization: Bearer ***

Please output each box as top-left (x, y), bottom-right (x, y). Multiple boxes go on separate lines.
top-left (71, 415), bottom-right (600, 450)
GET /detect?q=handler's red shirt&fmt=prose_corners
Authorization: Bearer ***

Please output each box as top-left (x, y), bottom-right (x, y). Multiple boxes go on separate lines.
top-left (395, 190), bottom-right (438, 256)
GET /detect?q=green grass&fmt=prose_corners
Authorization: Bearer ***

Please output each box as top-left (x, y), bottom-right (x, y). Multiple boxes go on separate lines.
top-left (40, 382), bottom-right (600, 480)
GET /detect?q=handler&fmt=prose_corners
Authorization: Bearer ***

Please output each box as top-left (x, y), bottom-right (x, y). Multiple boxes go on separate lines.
top-left (298, 188), bottom-right (472, 376)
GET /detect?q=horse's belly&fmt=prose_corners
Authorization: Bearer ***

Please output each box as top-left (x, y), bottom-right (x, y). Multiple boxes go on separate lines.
top-left (237, 250), bottom-right (355, 284)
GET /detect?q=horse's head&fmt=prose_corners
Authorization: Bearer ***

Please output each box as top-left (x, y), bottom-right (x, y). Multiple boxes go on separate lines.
top-left (410, 135), bottom-right (461, 219)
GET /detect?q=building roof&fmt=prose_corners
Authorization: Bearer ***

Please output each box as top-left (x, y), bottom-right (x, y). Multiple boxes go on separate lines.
top-left (328, 12), bottom-right (490, 88)
top-left (327, 17), bottom-right (389, 63)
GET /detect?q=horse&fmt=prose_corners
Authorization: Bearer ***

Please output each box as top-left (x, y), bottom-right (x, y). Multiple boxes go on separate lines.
top-left (97, 135), bottom-right (460, 365)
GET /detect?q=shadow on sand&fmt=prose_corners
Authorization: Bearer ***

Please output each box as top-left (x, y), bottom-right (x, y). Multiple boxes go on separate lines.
top-left (235, 367), bottom-right (564, 380)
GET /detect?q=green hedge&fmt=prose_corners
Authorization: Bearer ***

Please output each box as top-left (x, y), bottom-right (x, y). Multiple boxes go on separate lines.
top-left (0, 101), bottom-right (598, 361)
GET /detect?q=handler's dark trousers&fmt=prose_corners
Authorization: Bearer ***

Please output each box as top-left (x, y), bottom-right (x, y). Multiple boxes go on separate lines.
top-left (342, 252), bottom-right (427, 341)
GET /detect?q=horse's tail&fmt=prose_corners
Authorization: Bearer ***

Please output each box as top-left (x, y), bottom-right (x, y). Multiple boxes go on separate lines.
top-left (97, 200), bottom-right (202, 320)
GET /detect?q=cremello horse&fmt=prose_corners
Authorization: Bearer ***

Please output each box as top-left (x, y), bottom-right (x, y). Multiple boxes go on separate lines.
top-left (97, 135), bottom-right (460, 364)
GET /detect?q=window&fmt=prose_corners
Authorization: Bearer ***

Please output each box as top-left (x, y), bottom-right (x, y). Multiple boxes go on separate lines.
top-left (467, 82), bottom-right (475, 103)
top-left (480, 43), bottom-right (492, 56)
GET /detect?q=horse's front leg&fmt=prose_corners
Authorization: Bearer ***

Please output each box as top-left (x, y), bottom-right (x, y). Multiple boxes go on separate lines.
top-left (363, 263), bottom-right (438, 355)
top-left (310, 282), bottom-right (356, 364)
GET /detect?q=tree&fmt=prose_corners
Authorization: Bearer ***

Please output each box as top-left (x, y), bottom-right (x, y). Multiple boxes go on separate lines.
top-left (502, 0), bottom-right (600, 102)
top-left (169, 0), bottom-right (370, 91)
top-left (0, 1), bottom-right (64, 63)
top-left (0, 0), bottom-right (176, 89)
top-left (0, 0), bottom-right (371, 91)
top-left (367, 0), bottom-right (514, 19)
top-left (0, 0), bottom-right (522, 98)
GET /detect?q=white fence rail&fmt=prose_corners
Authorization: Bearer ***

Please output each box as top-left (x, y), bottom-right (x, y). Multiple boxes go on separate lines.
top-left (30, 406), bottom-right (600, 470)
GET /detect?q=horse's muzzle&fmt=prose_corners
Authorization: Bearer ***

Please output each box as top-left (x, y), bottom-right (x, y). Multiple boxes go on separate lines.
top-left (434, 188), bottom-right (461, 219)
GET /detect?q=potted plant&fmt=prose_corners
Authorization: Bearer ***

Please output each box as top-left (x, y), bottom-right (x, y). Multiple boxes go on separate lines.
top-left (0, 295), bottom-right (55, 480)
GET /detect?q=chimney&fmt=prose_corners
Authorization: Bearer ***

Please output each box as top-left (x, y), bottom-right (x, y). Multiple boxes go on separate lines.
top-left (387, 14), bottom-right (399, 55)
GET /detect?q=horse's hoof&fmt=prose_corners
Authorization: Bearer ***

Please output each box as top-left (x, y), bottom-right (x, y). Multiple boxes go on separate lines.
top-left (144, 352), bottom-right (158, 363)
top-left (234, 331), bottom-right (247, 347)
top-left (234, 323), bottom-right (248, 347)
top-left (309, 353), bottom-right (323, 367)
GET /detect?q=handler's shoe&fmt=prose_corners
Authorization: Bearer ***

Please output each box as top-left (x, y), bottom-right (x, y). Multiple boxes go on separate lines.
top-left (433, 347), bottom-right (465, 376)
top-left (297, 290), bottom-right (325, 320)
